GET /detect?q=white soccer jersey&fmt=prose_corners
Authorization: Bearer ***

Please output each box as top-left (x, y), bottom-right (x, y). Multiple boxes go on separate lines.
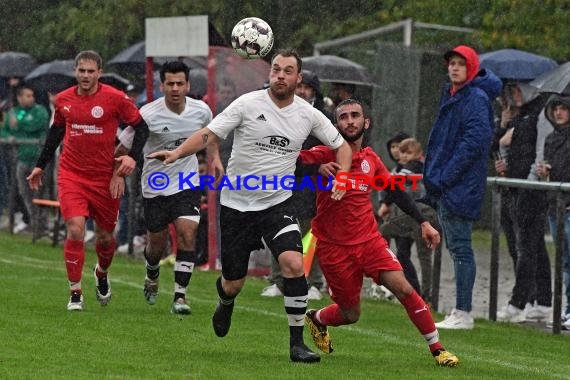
top-left (208, 89), bottom-right (344, 211)
top-left (119, 96), bottom-right (212, 198)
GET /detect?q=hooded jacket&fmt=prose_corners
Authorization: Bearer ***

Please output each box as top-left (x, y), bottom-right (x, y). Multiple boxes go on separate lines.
top-left (385, 131), bottom-right (411, 165)
top-left (424, 46), bottom-right (502, 220)
top-left (543, 94), bottom-right (570, 212)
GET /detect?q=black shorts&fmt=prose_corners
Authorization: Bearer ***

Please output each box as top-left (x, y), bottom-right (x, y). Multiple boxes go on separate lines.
top-left (220, 197), bottom-right (302, 280)
top-left (143, 190), bottom-right (202, 233)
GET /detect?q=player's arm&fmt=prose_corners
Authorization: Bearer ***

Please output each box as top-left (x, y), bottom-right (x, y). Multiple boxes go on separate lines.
top-left (206, 137), bottom-right (224, 184)
top-left (330, 140), bottom-right (352, 200)
top-left (147, 127), bottom-right (219, 165)
top-left (27, 123), bottom-right (65, 190)
top-left (109, 142), bottom-right (131, 199)
top-left (115, 118), bottom-right (149, 177)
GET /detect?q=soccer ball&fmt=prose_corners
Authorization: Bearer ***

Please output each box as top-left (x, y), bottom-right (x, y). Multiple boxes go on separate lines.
top-left (231, 17), bottom-right (274, 59)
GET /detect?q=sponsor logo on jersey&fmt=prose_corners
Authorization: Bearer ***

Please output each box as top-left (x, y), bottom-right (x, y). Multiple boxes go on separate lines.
top-left (164, 137), bottom-right (187, 151)
top-left (261, 135), bottom-right (290, 147)
top-left (256, 114), bottom-right (267, 121)
top-left (162, 126), bottom-right (170, 132)
top-left (71, 123), bottom-right (103, 134)
top-left (254, 135), bottom-right (294, 156)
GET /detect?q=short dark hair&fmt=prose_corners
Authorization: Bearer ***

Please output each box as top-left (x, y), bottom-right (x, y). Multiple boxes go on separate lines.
top-left (335, 98), bottom-right (369, 119)
top-left (74, 50), bottom-right (103, 69)
top-left (16, 84), bottom-right (34, 97)
top-left (271, 48), bottom-right (302, 73)
top-left (160, 61), bottom-right (190, 83)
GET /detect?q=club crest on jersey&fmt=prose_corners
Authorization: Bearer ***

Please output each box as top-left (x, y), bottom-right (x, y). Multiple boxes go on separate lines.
top-left (91, 106), bottom-right (104, 118)
top-left (361, 159), bottom-right (370, 173)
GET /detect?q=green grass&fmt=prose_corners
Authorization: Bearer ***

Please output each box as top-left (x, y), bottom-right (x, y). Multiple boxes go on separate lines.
top-left (1, 231), bottom-right (570, 379)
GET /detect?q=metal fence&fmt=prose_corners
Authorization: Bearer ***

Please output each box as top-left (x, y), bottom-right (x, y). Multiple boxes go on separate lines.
top-left (486, 176), bottom-right (570, 334)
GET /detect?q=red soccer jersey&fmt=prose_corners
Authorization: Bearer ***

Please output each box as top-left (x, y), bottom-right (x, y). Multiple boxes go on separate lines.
top-left (54, 83), bottom-right (141, 184)
top-left (299, 146), bottom-right (392, 245)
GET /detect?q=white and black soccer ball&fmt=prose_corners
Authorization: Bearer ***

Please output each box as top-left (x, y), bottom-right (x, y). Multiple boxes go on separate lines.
top-left (231, 17), bottom-right (274, 59)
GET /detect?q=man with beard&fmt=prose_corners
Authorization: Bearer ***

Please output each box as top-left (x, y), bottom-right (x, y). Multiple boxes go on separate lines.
top-left (147, 48), bottom-right (352, 363)
top-left (299, 99), bottom-right (459, 367)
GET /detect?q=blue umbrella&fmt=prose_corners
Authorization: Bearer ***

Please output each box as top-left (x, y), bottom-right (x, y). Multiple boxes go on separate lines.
top-left (479, 49), bottom-right (558, 81)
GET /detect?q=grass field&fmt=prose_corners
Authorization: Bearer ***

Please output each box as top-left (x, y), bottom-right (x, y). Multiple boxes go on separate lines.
top-left (1, 231), bottom-right (570, 379)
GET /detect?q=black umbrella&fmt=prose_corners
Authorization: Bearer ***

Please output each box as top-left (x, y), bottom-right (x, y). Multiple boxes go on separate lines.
top-left (529, 62), bottom-right (570, 95)
top-left (107, 41), bottom-right (207, 75)
top-left (24, 60), bottom-right (76, 94)
top-left (479, 49), bottom-right (558, 81)
top-left (100, 72), bottom-right (131, 92)
top-left (302, 55), bottom-right (376, 86)
top-left (0, 51), bottom-right (37, 77)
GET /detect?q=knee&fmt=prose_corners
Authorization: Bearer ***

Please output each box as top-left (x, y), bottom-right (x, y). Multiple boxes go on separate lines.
top-left (341, 308), bottom-right (360, 324)
top-left (96, 231), bottom-right (115, 247)
top-left (278, 252), bottom-right (303, 277)
top-left (392, 282), bottom-right (414, 300)
top-left (222, 278), bottom-right (243, 297)
top-left (66, 222), bottom-right (84, 240)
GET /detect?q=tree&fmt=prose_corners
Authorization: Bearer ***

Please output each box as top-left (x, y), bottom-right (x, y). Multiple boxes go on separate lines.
top-left (0, 1), bottom-right (566, 65)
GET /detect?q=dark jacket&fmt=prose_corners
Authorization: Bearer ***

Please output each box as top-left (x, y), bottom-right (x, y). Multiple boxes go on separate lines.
top-left (505, 96), bottom-right (544, 179)
top-left (424, 68), bottom-right (502, 220)
top-left (543, 94), bottom-right (570, 213)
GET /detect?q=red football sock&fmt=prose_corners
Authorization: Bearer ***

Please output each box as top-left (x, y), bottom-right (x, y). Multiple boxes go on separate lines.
top-left (400, 291), bottom-right (443, 353)
top-left (316, 304), bottom-right (346, 327)
top-left (64, 239), bottom-right (85, 284)
top-left (95, 237), bottom-right (116, 273)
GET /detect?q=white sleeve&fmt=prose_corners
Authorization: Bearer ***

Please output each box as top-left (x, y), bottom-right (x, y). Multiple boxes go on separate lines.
top-left (310, 110), bottom-right (345, 150)
top-left (118, 126), bottom-right (135, 150)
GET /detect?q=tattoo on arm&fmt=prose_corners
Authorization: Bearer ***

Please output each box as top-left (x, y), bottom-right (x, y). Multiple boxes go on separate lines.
top-left (202, 132), bottom-right (209, 146)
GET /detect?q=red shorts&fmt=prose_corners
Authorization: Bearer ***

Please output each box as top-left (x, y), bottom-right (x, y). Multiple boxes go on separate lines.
top-left (58, 176), bottom-right (120, 233)
top-left (316, 236), bottom-right (402, 309)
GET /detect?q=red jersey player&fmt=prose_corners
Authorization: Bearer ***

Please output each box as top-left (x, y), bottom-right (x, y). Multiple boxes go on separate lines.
top-left (299, 99), bottom-right (459, 367)
top-left (28, 50), bottom-right (150, 311)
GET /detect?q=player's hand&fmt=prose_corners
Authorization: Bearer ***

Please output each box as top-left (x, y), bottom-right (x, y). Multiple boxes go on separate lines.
top-left (109, 174), bottom-right (125, 199)
top-left (318, 162), bottom-right (341, 177)
top-left (115, 155), bottom-right (136, 177)
top-left (330, 178), bottom-right (346, 201)
top-left (210, 156), bottom-right (225, 187)
top-left (378, 203), bottom-right (391, 219)
top-left (27, 167), bottom-right (44, 191)
top-left (146, 150), bottom-right (180, 165)
top-left (420, 222), bottom-right (440, 249)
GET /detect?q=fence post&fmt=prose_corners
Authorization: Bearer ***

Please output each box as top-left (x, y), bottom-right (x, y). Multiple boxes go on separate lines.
top-left (552, 193), bottom-right (565, 334)
top-left (431, 233), bottom-right (442, 311)
top-left (489, 184), bottom-right (501, 321)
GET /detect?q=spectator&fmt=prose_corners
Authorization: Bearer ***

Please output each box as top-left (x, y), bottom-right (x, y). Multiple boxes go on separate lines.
top-left (5, 85), bottom-right (49, 235)
top-left (379, 137), bottom-right (438, 302)
top-left (423, 45), bottom-right (501, 329)
top-left (491, 84), bottom-right (521, 270)
top-left (536, 94), bottom-right (570, 325)
top-left (495, 82), bottom-right (552, 323)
